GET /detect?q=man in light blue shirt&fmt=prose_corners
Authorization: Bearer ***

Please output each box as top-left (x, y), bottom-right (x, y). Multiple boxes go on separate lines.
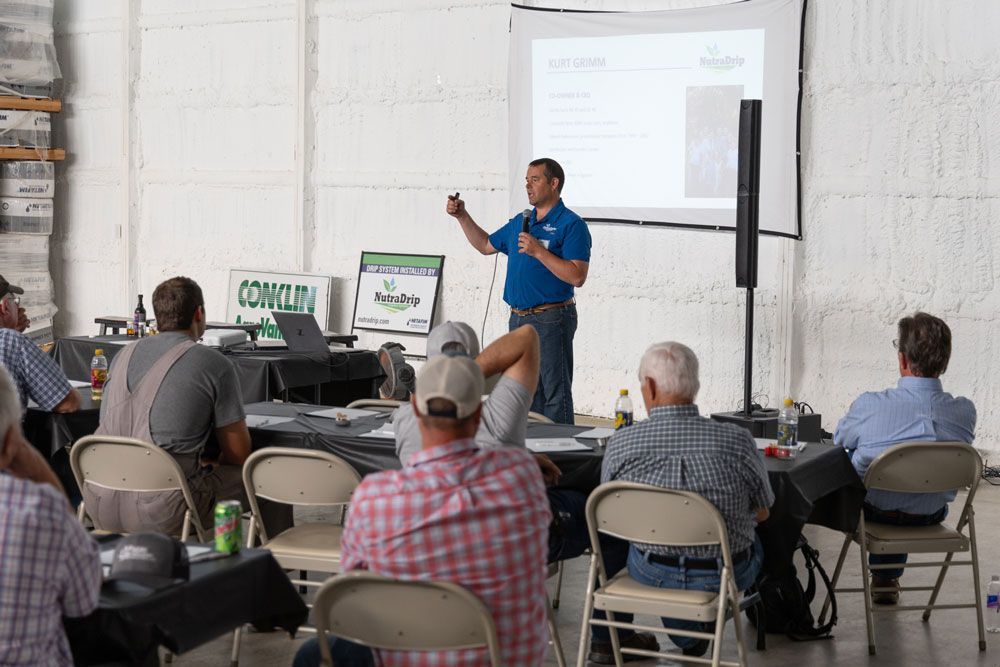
top-left (835, 312), bottom-right (975, 604)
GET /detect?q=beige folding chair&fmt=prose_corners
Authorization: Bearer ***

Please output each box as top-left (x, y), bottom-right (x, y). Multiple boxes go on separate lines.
top-left (528, 411), bottom-right (554, 424)
top-left (546, 563), bottom-right (568, 667)
top-left (242, 447), bottom-right (361, 577)
top-left (576, 482), bottom-right (750, 667)
top-left (69, 435), bottom-right (209, 542)
top-left (233, 448), bottom-right (363, 664)
top-left (346, 398), bottom-right (403, 412)
top-left (312, 571), bottom-right (502, 666)
top-left (818, 441), bottom-right (985, 655)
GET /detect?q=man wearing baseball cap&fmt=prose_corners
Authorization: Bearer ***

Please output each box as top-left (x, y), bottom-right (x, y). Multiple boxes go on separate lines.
top-left (294, 354), bottom-right (552, 666)
top-left (391, 321), bottom-right (658, 661)
top-left (0, 275), bottom-right (78, 413)
top-left (394, 321), bottom-right (538, 467)
top-left (0, 276), bottom-right (30, 334)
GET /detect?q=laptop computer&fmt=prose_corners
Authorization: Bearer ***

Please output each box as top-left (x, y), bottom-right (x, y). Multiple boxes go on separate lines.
top-left (271, 311), bottom-right (329, 353)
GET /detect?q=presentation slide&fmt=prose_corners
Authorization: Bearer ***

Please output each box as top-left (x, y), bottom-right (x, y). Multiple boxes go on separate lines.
top-left (510, 0), bottom-right (804, 237)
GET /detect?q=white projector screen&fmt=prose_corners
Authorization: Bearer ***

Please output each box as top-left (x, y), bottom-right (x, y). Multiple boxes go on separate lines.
top-left (509, 0), bottom-right (804, 238)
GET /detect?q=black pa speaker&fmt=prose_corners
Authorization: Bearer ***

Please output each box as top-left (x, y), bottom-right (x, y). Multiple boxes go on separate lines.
top-left (736, 99), bottom-right (762, 289)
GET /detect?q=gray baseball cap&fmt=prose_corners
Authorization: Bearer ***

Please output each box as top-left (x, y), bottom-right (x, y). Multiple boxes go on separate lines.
top-left (426, 321), bottom-right (480, 358)
top-left (415, 355), bottom-right (484, 419)
top-left (0, 275), bottom-right (24, 298)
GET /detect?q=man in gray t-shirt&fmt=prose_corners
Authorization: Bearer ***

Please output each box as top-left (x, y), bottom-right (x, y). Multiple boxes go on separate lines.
top-left (90, 277), bottom-right (289, 535)
top-left (395, 322), bottom-right (551, 481)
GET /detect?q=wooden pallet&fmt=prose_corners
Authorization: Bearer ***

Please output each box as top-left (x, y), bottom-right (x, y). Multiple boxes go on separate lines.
top-left (0, 147), bottom-right (65, 161)
top-left (0, 96), bottom-right (61, 112)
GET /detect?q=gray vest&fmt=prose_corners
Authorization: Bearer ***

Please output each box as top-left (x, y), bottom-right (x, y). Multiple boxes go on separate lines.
top-left (84, 339), bottom-right (200, 535)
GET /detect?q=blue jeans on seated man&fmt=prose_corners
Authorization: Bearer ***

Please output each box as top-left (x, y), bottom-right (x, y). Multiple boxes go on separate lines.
top-left (626, 535), bottom-right (764, 651)
top-left (548, 487), bottom-right (632, 643)
top-left (864, 503), bottom-right (948, 580)
top-left (293, 636), bottom-right (373, 667)
top-left (509, 303), bottom-right (577, 424)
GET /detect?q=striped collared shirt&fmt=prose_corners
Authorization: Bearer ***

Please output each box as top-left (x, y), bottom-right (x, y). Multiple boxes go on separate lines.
top-left (602, 404), bottom-right (774, 558)
top-left (834, 376), bottom-right (976, 514)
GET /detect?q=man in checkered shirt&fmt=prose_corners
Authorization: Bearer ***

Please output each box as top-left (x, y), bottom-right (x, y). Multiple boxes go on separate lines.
top-left (602, 341), bottom-right (774, 657)
top-left (294, 353), bottom-right (552, 666)
top-left (0, 366), bottom-right (101, 665)
top-left (0, 275), bottom-right (79, 412)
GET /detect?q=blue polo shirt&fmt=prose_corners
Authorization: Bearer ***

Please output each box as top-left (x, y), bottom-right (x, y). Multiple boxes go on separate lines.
top-left (488, 199), bottom-right (592, 310)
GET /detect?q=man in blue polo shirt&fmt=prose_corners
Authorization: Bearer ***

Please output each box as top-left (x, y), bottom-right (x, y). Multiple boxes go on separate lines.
top-left (446, 158), bottom-right (591, 424)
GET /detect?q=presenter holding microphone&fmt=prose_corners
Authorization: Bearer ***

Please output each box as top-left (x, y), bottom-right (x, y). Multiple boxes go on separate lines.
top-left (446, 158), bottom-right (592, 424)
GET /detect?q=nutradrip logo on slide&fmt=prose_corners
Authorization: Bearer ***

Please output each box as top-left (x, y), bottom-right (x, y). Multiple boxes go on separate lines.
top-left (374, 278), bottom-right (421, 314)
top-left (700, 44), bottom-right (745, 72)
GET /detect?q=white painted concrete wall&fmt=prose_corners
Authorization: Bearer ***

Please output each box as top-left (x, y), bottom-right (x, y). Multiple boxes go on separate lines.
top-left (50, 0), bottom-right (1000, 454)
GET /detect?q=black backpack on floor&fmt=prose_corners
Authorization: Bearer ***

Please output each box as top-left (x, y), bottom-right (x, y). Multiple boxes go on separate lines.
top-left (745, 536), bottom-right (837, 640)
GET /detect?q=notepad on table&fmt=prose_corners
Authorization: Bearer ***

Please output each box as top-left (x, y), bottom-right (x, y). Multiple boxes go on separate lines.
top-left (526, 438), bottom-right (592, 453)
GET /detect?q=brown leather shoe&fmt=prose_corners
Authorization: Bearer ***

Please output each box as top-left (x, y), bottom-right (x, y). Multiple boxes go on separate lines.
top-left (871, 576), bottom-right (900, 605)
top-left (588, 632), bottom-right (660, 664)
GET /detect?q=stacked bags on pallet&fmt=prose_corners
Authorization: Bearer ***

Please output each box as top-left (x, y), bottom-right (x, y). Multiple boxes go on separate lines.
top-left (0, 0), bottom-right (58, 343)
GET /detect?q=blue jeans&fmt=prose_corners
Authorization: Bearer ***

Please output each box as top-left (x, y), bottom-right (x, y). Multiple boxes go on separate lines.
top-left (865, 503), bottom-right (948, 580)
top-left (293, 636), bottom-right (374, 667)
top-left (509, 303), bottom-right (577, 424)
top-left (547, 488), bottom-right (632, 643)
top-left (626, 536), bottom-right (764, 650)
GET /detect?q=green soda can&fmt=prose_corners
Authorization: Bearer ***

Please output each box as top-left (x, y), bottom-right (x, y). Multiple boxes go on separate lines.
top-left (214, 500), bottom-right (242, 553)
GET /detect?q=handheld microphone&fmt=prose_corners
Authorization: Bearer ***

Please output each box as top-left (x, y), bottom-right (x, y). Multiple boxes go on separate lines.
top-left (521, 209), bottom-right (531, 234)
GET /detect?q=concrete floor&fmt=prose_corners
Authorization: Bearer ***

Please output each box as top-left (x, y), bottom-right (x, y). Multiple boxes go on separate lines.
top-left (178, 484), bottom-right (1000, 667)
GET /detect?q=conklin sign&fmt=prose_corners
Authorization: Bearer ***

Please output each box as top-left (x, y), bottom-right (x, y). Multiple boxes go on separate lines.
top-left (226, 269), bottom-right (331, 341)
top-left (352, 252), bottom-right (444, 335)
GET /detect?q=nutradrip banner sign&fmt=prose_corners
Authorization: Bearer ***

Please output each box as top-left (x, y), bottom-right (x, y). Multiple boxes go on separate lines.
top-left (352, 252), bottom-right (444, 335)
top-left (226, 269), bottom-right (331, 340)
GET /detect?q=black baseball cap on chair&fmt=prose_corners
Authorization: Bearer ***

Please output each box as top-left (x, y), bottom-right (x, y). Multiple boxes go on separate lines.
top-left (107, 532), bottom-right (190, 590)
top-left (0, 275), bottom-right (23, 298)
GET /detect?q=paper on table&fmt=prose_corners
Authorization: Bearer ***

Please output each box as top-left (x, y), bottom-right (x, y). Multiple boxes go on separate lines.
top-left (574, 427), bottom-right (615, 439)
top-left (526, 438), bottom-right (592, 453)
top-left (245, 414), bottom-right (296, 429)
top-left (359, 423), bottom-right (395, 439)
top-left (69, 379), bottom-right (91, 388)
top-left (309, 407), bottom-right (378, 420)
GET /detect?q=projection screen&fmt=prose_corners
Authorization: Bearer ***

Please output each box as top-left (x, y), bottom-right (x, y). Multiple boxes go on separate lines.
top-left (509, 0), bottom-right (805, 238)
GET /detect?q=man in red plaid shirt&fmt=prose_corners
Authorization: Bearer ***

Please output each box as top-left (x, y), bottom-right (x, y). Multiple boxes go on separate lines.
top-left (294, 350), bottom-right (552, 666)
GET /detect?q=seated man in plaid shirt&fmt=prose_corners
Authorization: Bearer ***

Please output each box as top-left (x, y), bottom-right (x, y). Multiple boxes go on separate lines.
top-left (0, 275), bottom-right (79, 413)
top-left (602, 341), bottom-right (774, 658)
top-left (0, 366), bottom-right (101, 666)
top-left (294, 353), bottom-right (553, 666)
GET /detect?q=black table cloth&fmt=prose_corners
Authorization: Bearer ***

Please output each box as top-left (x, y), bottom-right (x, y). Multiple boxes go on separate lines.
top-left (51, 335), bottom-right (384, 404)
top-left (246, 403), bottom-right (865, 576)
top-left (245, 403), bottom-right (604, 495)
top-left (25, 391), bottom-right (101, 458)
top-left (66, 539), bottom-right (308, 666)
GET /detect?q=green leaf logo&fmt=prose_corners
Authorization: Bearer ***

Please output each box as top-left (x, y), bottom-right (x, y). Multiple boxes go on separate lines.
top-left (383, 278), bottom-right (397, 292)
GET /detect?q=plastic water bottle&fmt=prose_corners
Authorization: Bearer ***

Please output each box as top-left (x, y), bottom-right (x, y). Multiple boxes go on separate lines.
top-left (987, 575), bottom-right (1000, 632)
top-left (776, 397), bottom-right (798, 458)
top-left (614, 389), bottom-right (633, 430)
top-left (90, 349), bottom-right (108, 400)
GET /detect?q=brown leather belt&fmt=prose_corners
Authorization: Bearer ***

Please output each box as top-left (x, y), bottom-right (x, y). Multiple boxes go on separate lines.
top-left (511, 298), bottom-right (575, 316)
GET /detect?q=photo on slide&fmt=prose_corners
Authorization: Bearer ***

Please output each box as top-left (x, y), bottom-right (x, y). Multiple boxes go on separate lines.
top-left (684, 85), bottom-right (744, 198)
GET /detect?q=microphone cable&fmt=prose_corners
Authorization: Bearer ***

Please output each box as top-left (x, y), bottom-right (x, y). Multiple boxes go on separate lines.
top-left (481, 252), bottom-right (500, 346)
